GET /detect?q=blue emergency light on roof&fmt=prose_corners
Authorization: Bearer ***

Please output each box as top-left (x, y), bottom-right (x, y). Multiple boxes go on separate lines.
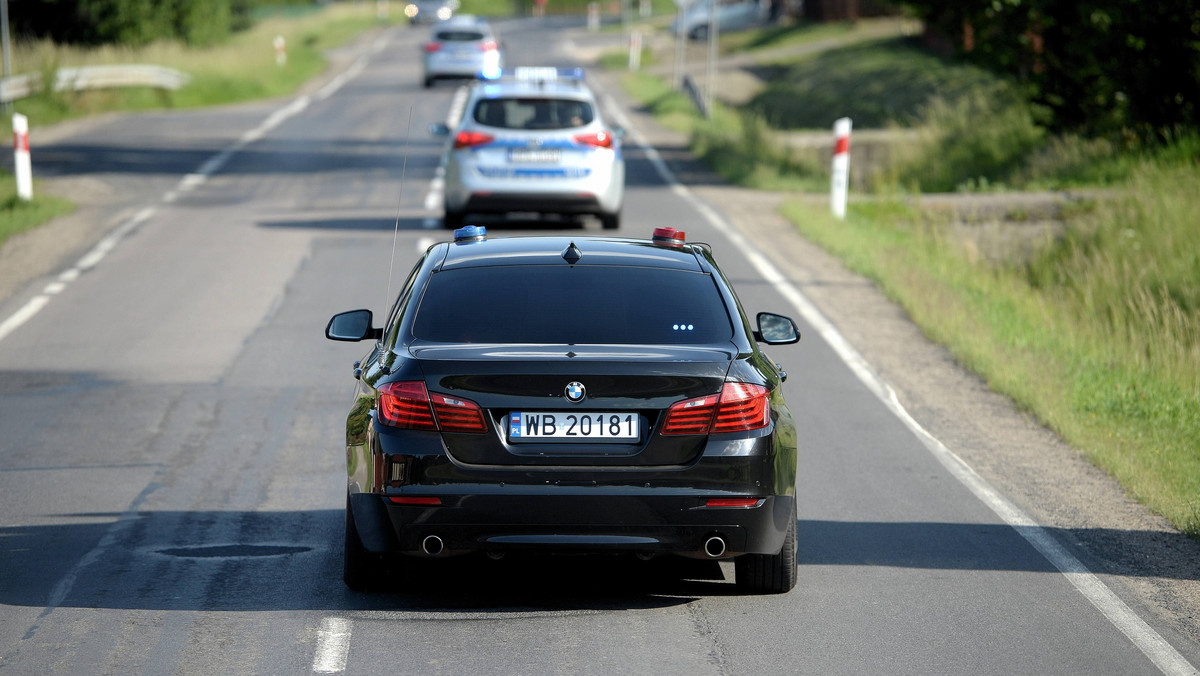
top-left (652, 227), bottom-right (686, 247)
top-left (453, 225), bottom-right (487, 243)
top-left (507, 67), bottom-right (585, 82)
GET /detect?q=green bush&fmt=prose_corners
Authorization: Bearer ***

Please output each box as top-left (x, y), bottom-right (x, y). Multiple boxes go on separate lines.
top-left (889, 88), bottom-right (1046, 192)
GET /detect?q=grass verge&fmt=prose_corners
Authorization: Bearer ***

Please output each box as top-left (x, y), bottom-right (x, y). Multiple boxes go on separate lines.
top-left (9, 4), bottom-right (396, 128)
top-left (0, 173), bottom-right (75, 250)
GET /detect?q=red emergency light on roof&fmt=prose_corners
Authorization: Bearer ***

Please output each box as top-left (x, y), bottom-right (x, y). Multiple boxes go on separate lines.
top-left (652, 227), bottom-right (686, 247)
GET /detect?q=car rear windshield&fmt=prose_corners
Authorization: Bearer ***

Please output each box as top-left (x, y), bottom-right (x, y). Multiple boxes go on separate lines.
top-left (473, 97), bottom-right (595, 130)
top-left (436, 30), bottom-right (487, 41)
top-left (413, 266), bottom-right (734, 344)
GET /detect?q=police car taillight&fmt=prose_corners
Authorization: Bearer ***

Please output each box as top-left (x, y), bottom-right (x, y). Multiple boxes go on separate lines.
top-left (652, 227), bottom-right (686, 247)
top-left (454, 131), bottom-right (494, 148)
top-left (573, 131), bottom-right (613, 148)
top-left (424, 42), bottom-right (442, 53)
top-left (479, 40), bottom-right (498, 52)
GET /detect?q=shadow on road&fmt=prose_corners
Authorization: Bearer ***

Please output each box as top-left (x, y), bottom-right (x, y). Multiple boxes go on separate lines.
top-left (2, 509), bottom-right (1197, 615)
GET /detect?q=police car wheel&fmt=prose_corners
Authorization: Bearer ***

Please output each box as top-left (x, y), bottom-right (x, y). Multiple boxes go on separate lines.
top-left (600, 212), bottom-right (620, 230)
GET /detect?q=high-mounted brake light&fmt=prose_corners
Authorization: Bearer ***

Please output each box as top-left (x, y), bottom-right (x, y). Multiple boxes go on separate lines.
top-left (379, 381), bottom-right (487, 434)
top-left (661, 382), bottom-right (770, 435)
top-left (573, 131), bottom-right (613, 149)
top-left (454, 131), bottom-right (494, 149)
top-left (652, 227), bottom-right (686, 247)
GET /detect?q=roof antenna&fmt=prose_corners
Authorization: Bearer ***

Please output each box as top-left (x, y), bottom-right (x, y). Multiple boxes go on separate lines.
top-left (383, 105), bottom-right (415, 322)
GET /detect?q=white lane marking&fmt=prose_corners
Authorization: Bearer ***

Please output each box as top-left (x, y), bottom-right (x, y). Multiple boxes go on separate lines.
top-left (0, 34), bottom-right (388, 347)
top-left (0, 295), bottom-right (50, 343)
top-left (608, 94), bottom-right (1200, 676)
top-left (312, 617), bottom-right (352, 674)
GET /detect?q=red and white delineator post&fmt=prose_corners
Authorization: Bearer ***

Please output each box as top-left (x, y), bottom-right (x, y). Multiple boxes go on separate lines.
top-left (13, 112), bottom-right (31, 201)
top-left (831, 117), bottom-right (851, 219)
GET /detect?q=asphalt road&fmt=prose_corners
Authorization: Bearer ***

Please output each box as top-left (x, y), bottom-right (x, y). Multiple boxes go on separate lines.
top-left (1, 16), bottom-right (1197, 676)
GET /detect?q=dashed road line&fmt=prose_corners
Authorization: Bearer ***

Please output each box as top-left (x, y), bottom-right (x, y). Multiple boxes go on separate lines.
top-left (312, 617), bottom-right (352, 674)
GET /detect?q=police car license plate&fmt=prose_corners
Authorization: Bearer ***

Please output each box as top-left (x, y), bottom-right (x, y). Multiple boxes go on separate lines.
top-left (508, 149), bottom-right (561, 163)
top-left (509, 412), bottom-right (639, 442)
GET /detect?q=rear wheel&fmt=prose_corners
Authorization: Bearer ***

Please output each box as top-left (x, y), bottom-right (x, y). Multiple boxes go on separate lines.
top-left (343, 496), bottom-right (386, 591)
top-left (443, 209), bottom-right (464, 229)
top-left (734, 501), bottom-right (797, 594)
top-left (423, 75), bottom-right (434, 88)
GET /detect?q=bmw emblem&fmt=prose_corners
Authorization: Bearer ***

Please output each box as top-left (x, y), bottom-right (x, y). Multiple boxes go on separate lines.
top-left (564, 381), bottom-right (586, 403)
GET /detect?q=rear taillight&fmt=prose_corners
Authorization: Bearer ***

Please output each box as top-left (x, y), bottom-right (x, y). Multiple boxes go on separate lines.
top-left (573, 131), bottom-right (613, 148)
top-left (431, 392), bottom-right (487, 433)
top-left (661, 393), bottom-right (718, 435)
top-left (379, 381), bottom-right (487, 434)
top-left (479, 40), bottom-right (498, 52)
top-left (661, 382), bottom-right (770, 435)
top-left (454, 131), bottom-right (495, 148)
top-left (711, 382), bottom-right (770, 433)
top-left (379, 381), bottom-right (437, 430)
top-left (424, 42), bottom-right (442, 53)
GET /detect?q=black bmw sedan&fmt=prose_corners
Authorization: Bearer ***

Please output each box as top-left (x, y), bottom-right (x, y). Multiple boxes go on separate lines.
top-left (325, 226), bottom-right (802, 593)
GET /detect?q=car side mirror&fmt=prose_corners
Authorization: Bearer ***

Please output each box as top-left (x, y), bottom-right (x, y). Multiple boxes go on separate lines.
top-left (754, 312), bottom-right (800, 345)
top-left (430, 123), bottom-right (450, 137)
top-left (326, 309), bottom-right (382, 342)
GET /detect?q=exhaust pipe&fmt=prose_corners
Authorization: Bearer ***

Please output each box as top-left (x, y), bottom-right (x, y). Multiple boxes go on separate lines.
top-left (703, 536), bottom-right (727, 558)
top-left (421, 535), bottom-right (445, 557)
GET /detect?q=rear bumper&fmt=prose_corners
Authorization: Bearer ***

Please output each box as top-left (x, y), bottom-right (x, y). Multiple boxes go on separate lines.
top-left (349, 489), bottom-right (794, 558)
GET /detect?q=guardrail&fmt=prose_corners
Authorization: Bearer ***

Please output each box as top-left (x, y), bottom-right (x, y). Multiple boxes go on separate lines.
top-left (0, 64), bottom-right (191, 103)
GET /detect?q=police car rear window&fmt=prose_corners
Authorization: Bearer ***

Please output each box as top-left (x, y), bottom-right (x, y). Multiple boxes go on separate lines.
top-left (436, 30), bottom-right (487, 41)
top-left (473, 98), bottom-right (595, 130)
top-left (413, 266), bottom-right (733, 345)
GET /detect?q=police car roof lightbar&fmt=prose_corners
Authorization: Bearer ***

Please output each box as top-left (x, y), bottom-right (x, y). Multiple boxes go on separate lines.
top-left (502, 67), bottom-right (585, 82)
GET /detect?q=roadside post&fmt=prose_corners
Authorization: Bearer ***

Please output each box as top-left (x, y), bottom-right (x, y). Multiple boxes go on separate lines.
top-left (274, 35), bottom-right (287, 66)
top-left (629, 31), bottom-right (642, 71)
top-left (587, 2), bottom-right (600, 31)
top-left (12, 111), bottom-right (31, 201)
top-left (831, 117), bottom-right (851, 219)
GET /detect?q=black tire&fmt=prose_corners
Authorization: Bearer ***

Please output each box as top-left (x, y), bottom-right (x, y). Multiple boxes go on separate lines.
top-left (443, 209), bottom-right (464, 229)
top-left (423, 76), bottom-right (434, 89)
top-left (600, 212), bottom-right (620, 230)
top-left (734, 501), bottom-right (797, 594)
top-left (343, 495), bottom-right (386, 591)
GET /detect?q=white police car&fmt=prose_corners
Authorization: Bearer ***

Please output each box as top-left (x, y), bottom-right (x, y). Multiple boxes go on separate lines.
top-left (421, 16), bottom-right (503, 88)
top-left (431, 68), bottom-right (625, 230)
